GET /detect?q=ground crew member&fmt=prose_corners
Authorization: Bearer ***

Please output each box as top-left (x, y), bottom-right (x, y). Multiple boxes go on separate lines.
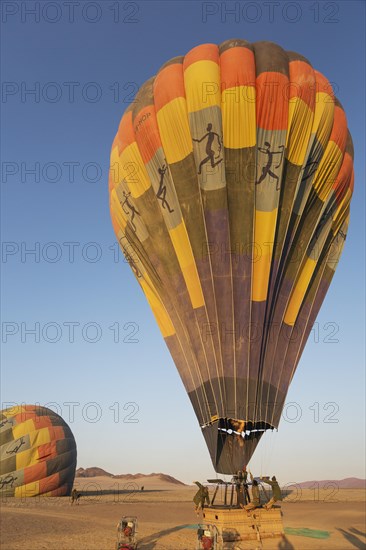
top-left (260, 476), bottom-right (282, 509)
top-left (236, 465), bottom-right (250, 505)
top-left (193, 481), bottom-right (210, 515)
top-left (70, 488), bottom-right (81, 505)
top-left (244, 471), bottom-right (260, 512)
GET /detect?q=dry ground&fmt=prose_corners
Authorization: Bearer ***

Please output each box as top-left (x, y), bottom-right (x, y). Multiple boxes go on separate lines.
top-left (1, 479), bottom-right (365, 550)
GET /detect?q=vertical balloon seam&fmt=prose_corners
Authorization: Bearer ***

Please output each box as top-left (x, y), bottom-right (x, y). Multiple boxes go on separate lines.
top-left (261, 91), bottom-right (348, 422)
top-left (270, 227), bottom-right (336, 426)
top-left (269, 241), bottom-right (332, 427)
top-left (183, 43), bottom-right (231, 421)
top-left (154, 55), bottom-right (226, 422)
top-left (117, 99), bottom-right (213, 423)
top-left (219, 39), bottom-right (257, 425)
top-left (251, 41), bottom-right (289, 427)
top-left (276, 216), bottom-right (349, 427)
top-left (140, 71), bottom-right (224, 424)
top-left (187, 44), bottom-right (231, 422)
top-left (260, 51), bottom-right (316, 423)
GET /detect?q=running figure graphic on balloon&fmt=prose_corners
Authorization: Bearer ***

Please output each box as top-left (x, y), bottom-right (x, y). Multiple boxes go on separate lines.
top-left (156, 164), bottom-right (174, 213)
top-left (193, 123), bottom-right (223, 174)
top-left (256, 142), bottom-right (285, 190)
top-left (121, 191), bottom-right (140, 232)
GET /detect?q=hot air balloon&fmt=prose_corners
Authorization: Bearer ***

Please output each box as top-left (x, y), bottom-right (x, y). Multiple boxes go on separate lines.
top-left (0, 405), bottom-right (77, 496)
top-left (109, 40), bottom-right (354, 474)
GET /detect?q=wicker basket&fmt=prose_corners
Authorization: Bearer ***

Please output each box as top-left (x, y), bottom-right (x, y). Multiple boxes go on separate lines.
top-left (202, 506), bottom-right (284, 542)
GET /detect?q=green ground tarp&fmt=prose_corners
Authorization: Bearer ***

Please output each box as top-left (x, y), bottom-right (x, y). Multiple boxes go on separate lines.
top-left (285, 527), bottom-right (330, 539)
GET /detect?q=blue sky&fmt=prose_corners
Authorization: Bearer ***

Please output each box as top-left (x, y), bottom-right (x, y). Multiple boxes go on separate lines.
top-left (1, 0), bottom-right (365, 485)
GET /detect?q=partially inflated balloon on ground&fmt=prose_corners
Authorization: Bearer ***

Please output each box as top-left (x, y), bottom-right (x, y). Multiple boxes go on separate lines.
top-left (0, 405), bottom-right (77, 497)
top-left (109, 39), bottom-right (354, 474)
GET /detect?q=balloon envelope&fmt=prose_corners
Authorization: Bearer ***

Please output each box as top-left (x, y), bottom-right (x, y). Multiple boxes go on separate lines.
top-left (0, 405), bottom-right (77, 496)
top-left (109, 40), bottom-right (354, 473)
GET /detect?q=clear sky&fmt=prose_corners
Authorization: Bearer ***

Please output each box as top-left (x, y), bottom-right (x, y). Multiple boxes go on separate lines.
top-left (1, 0), bottom-right (365, 486)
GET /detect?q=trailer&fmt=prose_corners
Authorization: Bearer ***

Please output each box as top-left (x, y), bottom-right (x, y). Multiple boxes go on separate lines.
top-left (116, 516), bottom-right (138, 550)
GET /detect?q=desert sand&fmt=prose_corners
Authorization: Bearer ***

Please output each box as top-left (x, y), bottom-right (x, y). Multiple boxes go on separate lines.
top-left (1, 477), bottom-right (365, 549)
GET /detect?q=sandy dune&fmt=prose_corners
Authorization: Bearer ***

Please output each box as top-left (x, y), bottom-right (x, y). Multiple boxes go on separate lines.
top-left (1, 484), bottom-right (365, 549)
top-left (74, 475), bottom-right (187, 493)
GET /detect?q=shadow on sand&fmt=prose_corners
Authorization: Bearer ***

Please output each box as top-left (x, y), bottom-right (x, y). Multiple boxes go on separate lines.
top-left (280, 489), bottom-right (294, 500)
top-left (336, 527), bottom-right (366, 549)
top-left (79, 489), bottom-right (164, 497)
top-left (138, 527), bottom-right (298, 550)
top-left (277, 536), bottom-right (295, 549)
top-left (349, 528), bottom-right (366, 538)
top-left (138, 524), bottom-right (190, 549)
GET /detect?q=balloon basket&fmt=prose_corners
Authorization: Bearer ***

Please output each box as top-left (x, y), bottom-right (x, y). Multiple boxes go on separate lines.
top-left (201, 506), bottom-right (284, 544)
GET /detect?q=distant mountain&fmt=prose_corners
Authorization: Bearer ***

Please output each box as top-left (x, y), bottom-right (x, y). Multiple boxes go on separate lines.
top-left (75, 470), bottom-right (364, 489)
top-left (112, 473), bottom-right (186, 485)
top-left (76, 467), bottom-right (113, 478)
top-left (295, 478), bottom-right (365, 489)
top-left (75, 467), bottom-right (186, 485)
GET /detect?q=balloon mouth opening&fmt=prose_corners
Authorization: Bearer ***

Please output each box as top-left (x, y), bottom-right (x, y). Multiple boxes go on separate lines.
top-left (201, 417), bottom-right (274, 473)
top-left (218, 426), bottom-right (270, 438)
top-left (201, 418), bottom-right (274, 440)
